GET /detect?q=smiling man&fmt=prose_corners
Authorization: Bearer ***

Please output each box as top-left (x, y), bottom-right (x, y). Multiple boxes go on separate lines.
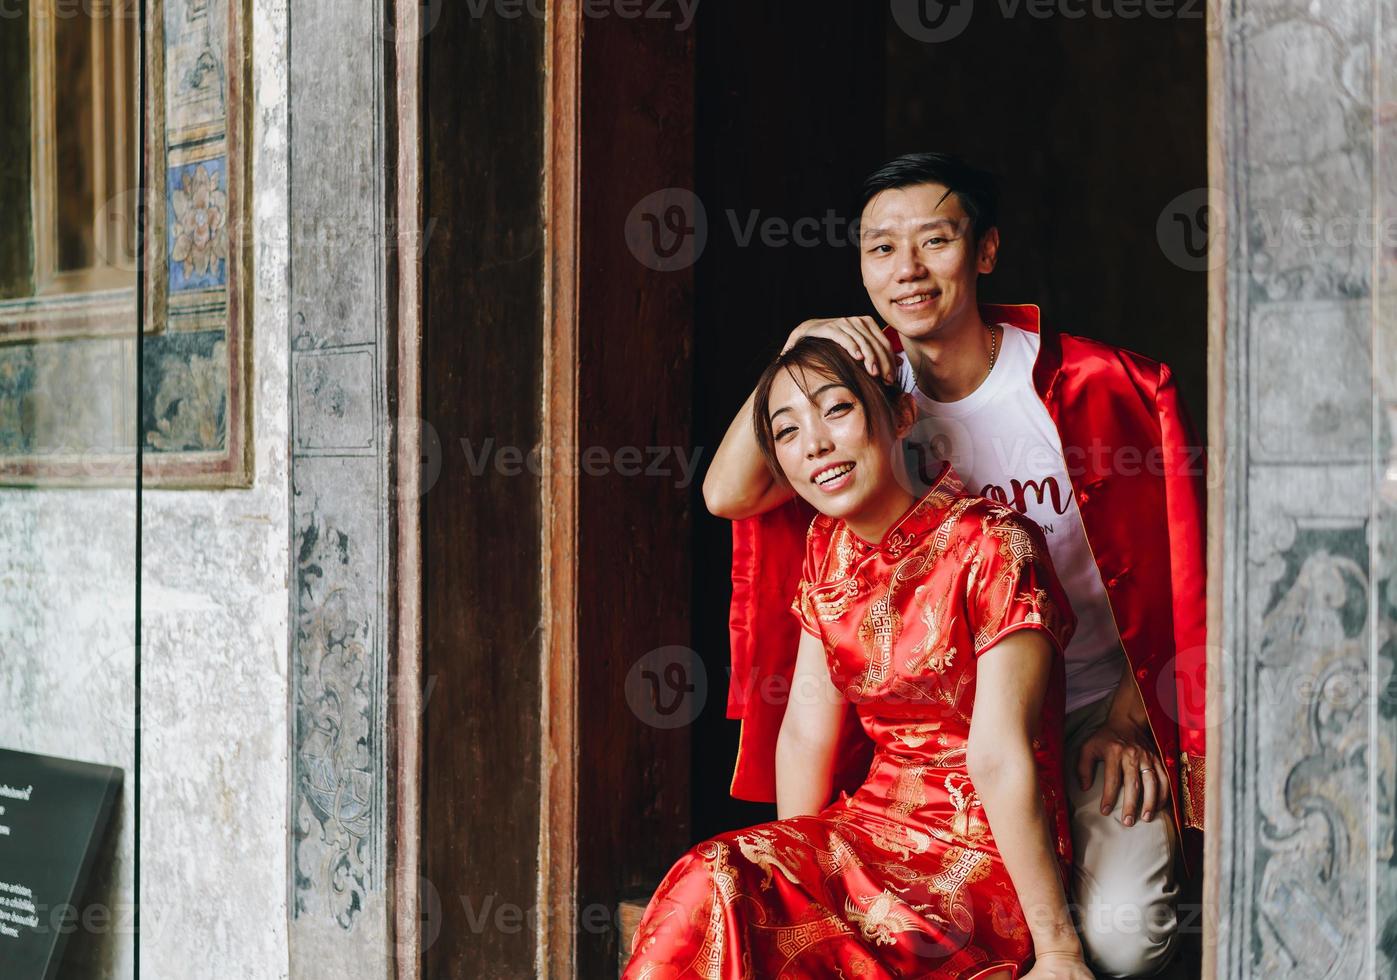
top-left (704, 152), bottom-right (1207, 977)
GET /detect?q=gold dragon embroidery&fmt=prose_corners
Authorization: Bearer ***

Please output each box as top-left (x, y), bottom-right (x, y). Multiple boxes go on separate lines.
top-left (843, 889), bottom-right (932, 946)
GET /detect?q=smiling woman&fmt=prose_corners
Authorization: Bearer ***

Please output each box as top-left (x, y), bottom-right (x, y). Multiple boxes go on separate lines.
top-left (754, 337), bottom-right (918, 541)
top-left (755, 338), bottom-right (905, 468)
top-left (624, 336), bottom-right (1088, 979)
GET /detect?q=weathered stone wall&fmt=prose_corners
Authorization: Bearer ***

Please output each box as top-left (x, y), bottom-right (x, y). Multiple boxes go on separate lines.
top-left (285, 0), bottom-right (396, 975)
top-left (0, 492), bottom-right (136, 978)
top-left (137, 0), bottom-right (293, 975)
top-left (0, 0), bottom-right (291, 976)
top-left (1215, 0), bottom-right (1396, 974)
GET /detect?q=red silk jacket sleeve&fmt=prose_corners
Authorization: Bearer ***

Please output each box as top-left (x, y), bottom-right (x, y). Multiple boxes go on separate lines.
top-left (1156, 363), bottom-right (1208, 831)
top-left (728, 497), bottom-right (873, 803)
top-left (727, 497), bottom-right (812, 720)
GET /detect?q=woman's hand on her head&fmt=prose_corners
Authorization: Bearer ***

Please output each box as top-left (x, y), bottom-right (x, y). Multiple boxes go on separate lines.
top-left (1019, 950), bottom-right (1095, 980)
top-left (784, 317), bottom-right (895, 383)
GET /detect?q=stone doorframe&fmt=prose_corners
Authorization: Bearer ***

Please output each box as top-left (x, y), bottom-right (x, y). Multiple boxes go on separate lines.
top-left (389, 1), bottom-right (423, 978)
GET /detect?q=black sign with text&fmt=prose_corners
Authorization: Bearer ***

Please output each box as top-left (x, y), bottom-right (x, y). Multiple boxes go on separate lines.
top-left (0, 749), bottom-right (122, 980)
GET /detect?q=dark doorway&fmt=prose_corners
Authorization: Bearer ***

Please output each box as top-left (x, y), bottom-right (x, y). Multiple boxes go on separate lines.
top-left (690, 3), bottom-right (893, 843)
top-left (419, 2), bottom-right (1207, 975)
top-left (691, 0), bottom-right (1207, 846)
top-left (689, 9), bottom-right (1207, 976)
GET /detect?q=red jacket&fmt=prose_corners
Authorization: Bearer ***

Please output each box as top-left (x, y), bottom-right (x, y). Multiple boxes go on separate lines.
top-left (725, 304), bottom-right (1207, 869)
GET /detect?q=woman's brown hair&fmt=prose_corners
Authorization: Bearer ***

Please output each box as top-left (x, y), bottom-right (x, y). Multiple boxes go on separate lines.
top-left (751, 336), bottom-right (904, 488)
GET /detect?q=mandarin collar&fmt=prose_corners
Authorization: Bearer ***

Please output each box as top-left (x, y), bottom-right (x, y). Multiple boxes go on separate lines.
top-left (843, 460), bottom-right (965, 559)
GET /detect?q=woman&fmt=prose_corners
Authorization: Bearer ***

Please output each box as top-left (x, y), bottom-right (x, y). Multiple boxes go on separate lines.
top-left (622, 337), bottom-right (1095, 980)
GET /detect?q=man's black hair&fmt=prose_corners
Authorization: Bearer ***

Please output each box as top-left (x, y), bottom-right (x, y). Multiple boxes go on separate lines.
top-left (857, 153), bottom-right (1000, 242)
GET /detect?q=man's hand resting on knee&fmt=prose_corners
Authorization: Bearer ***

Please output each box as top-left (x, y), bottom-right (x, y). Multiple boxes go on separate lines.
top-left (1073, 662), bottom-right (1170, 828)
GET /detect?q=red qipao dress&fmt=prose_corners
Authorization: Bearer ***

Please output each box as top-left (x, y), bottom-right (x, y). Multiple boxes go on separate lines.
top-left (623, 466), bottom-right (1078, 980)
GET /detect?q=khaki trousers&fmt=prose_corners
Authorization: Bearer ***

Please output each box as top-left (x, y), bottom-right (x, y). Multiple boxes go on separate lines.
top-left (1063, 692), bottom-right (1181, 977)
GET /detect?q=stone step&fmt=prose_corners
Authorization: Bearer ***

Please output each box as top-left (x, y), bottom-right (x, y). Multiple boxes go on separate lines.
top-left (616, 898), bottom-right (649, 975)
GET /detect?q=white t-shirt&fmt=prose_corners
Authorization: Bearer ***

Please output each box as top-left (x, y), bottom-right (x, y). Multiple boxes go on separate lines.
top-left (896, 323), bottom-right (1124, 712)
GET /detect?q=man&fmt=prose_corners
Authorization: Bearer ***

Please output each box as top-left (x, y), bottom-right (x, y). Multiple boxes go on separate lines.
top-left (704, 153), bottom-right (1206, 977)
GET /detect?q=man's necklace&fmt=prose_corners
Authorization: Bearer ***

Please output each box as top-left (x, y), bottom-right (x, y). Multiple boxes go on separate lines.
top-left (914, 324), bottom-right (1001, 397)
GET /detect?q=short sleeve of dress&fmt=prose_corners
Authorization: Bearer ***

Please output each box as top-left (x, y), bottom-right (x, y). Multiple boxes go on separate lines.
top-left (967, 511), bottom-right (1077, 657)
top-left (790, 515), bottom-right (832, 638)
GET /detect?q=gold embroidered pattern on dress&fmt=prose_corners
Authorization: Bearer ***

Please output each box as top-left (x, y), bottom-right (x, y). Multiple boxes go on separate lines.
top-left (735, 829), bottom-right (803, 891)
top-left (832, 952), bottom-right (879, 979)
top-left (937, 773), bottom-right (990, 843)
top-left (626, 466), bottom-right (1077, 980)
top-left (690, 841), bottom-right (741, 979)
top-left (815, 831), bottom-right (861, 880)
top-left (886, 764), bottom-right (928, 820)
top-left (984, 515), bottom-right (1039, 566)
top-left (888, 669), bottom-right (972, 713)
top-left (968, 515), bottom-right (1048, 650)
top-left (830, 527), bottom-right (861, 579)
top-left (629, 906), bottom-right (681, 977)
top-left (867, 820), bottom-right (933, 859)
top-left (844, 889), bottom-right (928, 946)
top-left (849, 588), bottom-right (900, 698)
top-left (1019, 586), bottom-right (1070, 648)
top-left (931, 846), bottom-right (993, 934)
top-left (906, 582), bottom-right (958, 675)
top-left (921, 744), bottom-right (967, 769)
top-left (929, 496), bottom-right (979, 557)
top-left (887, 722), bottom-right (942, 749)
top-left (769, 908), bottom-right (854, 968)
top-left (809, 578), bottom-right (861, 623)
top-left (988, 882), bottom-right (1031, 944)
top-left (883, 527), bottom-right (917, 559)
